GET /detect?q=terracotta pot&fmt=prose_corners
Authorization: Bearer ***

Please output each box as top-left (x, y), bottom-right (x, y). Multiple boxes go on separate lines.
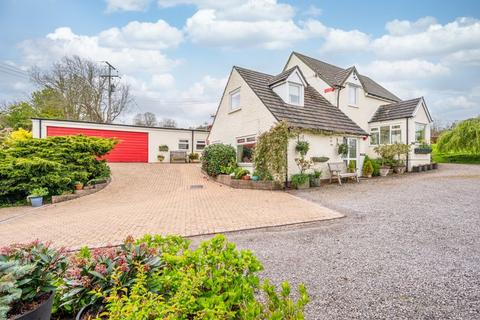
top-left (364, 173), bottom-right (372, 178)
top-left (241, 175), bottom-right (251, 180)
top-left (74, 184), bottom-right (83, 190)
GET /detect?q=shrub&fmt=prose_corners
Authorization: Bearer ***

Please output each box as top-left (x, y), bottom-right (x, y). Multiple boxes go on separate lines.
top-left (437, 117), bottom-right (480, 154)
top-left (348, 160), bottom-right (356, 173)
top-left (363, 160), bottom-right (374, 176)
top-left (93, 235), bottom-right (309, 319)
top-left (158, 145), bottom-right (169, 152)
top-left (201, 143), bottom-right (236, 177)
top-left (291, 173), bottom-right (309, 188)
top-left (337, 143), bottom-right (348, 157)
top-left (0, 135), bottom-right (116, 205)
top-left (220, 161), bottom-right (238, 175)
top-left (0, 241), bottom-right (67, 318)
top-left (373, 144), bottom-right (396, 166)
top-left (364, 155), bottom-right (380, 176)
top-left (188, 152), bottom-right (199, 160)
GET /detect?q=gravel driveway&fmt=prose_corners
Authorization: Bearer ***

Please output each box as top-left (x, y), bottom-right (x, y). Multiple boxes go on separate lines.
top-left (205, 164), bottom-right (480, 319)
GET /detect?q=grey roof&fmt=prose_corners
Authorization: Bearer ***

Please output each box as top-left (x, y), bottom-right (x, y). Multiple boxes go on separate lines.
top-left (369, 98), bottom-right (422, 123)
top-left (268, 66), bottom-right (297, 86)
top-left (234, 66), bottom-right (367, 136)
top-left (292, 52), bottom-right (401, 102)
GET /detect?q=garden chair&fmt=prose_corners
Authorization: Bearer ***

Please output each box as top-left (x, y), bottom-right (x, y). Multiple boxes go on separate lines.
top-left (328, 162), bottom-right (359, 185)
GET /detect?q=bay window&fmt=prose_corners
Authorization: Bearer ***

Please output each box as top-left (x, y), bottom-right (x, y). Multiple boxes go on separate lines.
top-left (380, 126), bottom-right (390, 144)
top-left (370, 128), bottom-right (379, 145)
top-left (391, 125), bottom-right (401, 143)
top-left (415, 123), bottom-right (426, 142)
top-left (370, 124), bottom-right (403, 145)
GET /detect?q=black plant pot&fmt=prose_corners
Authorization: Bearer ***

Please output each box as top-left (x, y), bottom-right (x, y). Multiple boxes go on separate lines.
top-left (16, 291), bottom-right (54, 320)
top-left (76, 304), bottom-right (104, 320)
top-left (414, 148), bottom-right (432, 154)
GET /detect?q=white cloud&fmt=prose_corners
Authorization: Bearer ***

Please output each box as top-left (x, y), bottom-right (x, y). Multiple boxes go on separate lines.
top-left (185, 9), bottom-right (305, 49)
top-left (321, 28), bottom-right (370, 53)
top-left (99, 20), bottom-right (183, 50)
top-left (20, 26), bottom-right (179, 74)
top-left (304, 5), bottom-right (322, 17)
top-left (445, 49), bottom-right (480, 66)
top-left (106, 0), bottom-right (150, 12)
top-left (373, 17), bottom-right (480, 59)
top-left (361, 59), bottom-right (450, 81)
top-left (385, 16), bottom-right (438, 36)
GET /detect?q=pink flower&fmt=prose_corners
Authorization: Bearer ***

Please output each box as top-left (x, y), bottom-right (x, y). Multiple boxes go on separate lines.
top-left (94, 264), bottom-right (107, 275)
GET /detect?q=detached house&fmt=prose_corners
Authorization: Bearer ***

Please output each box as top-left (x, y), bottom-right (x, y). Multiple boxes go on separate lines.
top-left (208, 52), bottom-right (432, 178)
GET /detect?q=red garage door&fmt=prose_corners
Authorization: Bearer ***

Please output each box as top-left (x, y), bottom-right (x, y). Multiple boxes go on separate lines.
top-left (47, 126), bottom-right (148, 162)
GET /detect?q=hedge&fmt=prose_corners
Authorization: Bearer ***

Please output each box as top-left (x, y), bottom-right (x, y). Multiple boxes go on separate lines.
top-left (201, 143), bottom-right (236, 176)
top-left (0, 134), bottom-right (116, 204)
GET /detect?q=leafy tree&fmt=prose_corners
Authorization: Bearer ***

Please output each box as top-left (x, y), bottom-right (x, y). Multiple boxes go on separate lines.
top-left (437, 117), bottom-right (480, 154)
top-left (0, 102), bottom-right (36, 130)
top-left (31, 88), bottom-right (65, 119)
top-left (133, 112), bottom-right (157, 126)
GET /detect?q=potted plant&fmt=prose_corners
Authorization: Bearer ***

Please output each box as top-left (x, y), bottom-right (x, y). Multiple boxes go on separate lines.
top-left (291, 173), bottom-right (310, 189)
top-left (189, 152), bottom-right (200, 163)
top-left (241, 174), bottom-right (251, 180)
top-left (27, 187), bottom-right (49, 207)
top-left (251, 171), bottom-right (260, 181)
top-left (311, 156), bottom-right (329, 163)
top-left (295, 141), bottom-right (310, 155)
top-left (374, 144), bottom-right (395, 177)
top-left (158, 145), bottom-right (169, 152)
top-left (308, 170), bottom-right (322, 187)
top-left (157, 154), bottom-right (165, 162)
top-left (363, 160), bottom-right (374, 178)
top-left (234, 168), bottom-right (249, 180)
top-left (392, 143), bottom-right (410, 174)
top-left (0, 241), bottom-right (67, 320)
top-left (74, 181), bottom-right (84, 190)
top-left (348, 160), bottom-right (356, 173)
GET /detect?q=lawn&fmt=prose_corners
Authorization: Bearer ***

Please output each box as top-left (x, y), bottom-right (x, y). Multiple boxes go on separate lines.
top-left (432, 144), bottom-right (480, 164)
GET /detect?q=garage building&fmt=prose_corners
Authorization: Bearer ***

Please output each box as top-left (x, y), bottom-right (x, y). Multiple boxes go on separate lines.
top-left (31, 118), bottom-right (209, 163)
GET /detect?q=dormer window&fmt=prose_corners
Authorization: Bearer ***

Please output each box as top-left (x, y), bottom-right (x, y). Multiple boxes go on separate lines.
top-left (289, 83), bottom-right (301, 105)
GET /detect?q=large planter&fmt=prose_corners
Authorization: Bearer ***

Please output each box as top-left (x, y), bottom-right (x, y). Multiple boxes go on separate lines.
top-left (414, 148), bottom-right (432, 154)
top-left (296, 180), bottom-right (310, 190)
top-left (309, 177), bottom-right (321, 187)
top-left (16, 291), bottom-right (54, 320)
top-left (30, 196), bottom-right (43, 207)
top-left (393, 166), bottom-right (406, 174)
top-left (379, 166), bottom-right (390, 177)
top-left (76, 304), bottom-right (104, 320)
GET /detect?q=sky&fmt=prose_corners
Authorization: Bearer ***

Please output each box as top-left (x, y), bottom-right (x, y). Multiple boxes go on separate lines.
top-left (0, 0), bottom-right (479, 128)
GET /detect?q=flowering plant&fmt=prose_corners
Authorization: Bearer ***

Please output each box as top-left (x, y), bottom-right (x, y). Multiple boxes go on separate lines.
top-left (58, 235), bottom-right (186, 314)
top-left (0, 240), bottom-right (67, 318)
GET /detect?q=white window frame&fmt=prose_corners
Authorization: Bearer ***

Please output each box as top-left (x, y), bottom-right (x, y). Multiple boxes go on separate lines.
top-left (348, 84), bottom-right (359, 107)
top-left (236, 135), bottom-right (256, 164)
top-left (370, 124), bottom-right (403, 145)
top-left (288, 83), bottom-right (302, 105)
top-left (195, 140), bottom-right (206, 150)
top-left (415, 122), bottom-right (427, 143)
top-left (229, 88), bottom-right (241, 111)
top-left (178, 139), bottom-right (189, 150)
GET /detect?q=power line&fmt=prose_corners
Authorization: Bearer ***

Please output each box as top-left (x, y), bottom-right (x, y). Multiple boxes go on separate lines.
top-left (100, 61), bottom-right (120, 114)
top-left (0, 63), bottom-right (29, 75)
top-left (0, 68), bottom-right (30, 81)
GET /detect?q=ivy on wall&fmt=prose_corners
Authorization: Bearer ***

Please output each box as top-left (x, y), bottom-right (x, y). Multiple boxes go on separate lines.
top-left (253, 121), bottom-right (293, 182)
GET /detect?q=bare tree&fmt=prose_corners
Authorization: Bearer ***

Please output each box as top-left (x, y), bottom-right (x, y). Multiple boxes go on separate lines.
top-left (158, 118), bottom-right (177, 128)
top-left (31, 56), bottom-right (131, 123)
top-left (133, 112), bottom-right (158, 126)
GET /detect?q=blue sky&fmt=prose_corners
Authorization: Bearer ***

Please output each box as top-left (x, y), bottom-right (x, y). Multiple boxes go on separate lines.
top-left (1, 0), bottom-right (479, 127)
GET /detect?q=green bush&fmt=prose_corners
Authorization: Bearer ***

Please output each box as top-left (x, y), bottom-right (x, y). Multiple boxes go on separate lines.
top-left (0, 134), bottom-right (116, 205)
top-left (295, 140), bottom-right (309, 156)
top-left (85, 235), bottom-right (309, 319)
top-left (291, 173), bottom-right (309, 188)
top-left (201, 143), bottom-right (236, 176)
top-left (29, 187), bottom-right (49, 197)
top-left (364, 155), bottom-right (380, 176)
top-left (363, 160), bottom-right (374, 176)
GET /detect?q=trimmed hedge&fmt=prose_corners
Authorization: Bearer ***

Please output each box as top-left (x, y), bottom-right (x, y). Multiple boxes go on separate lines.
top-left (201, 143), bottom-right (236, 176)
top-left (0, 135), bottom-right (116, 204)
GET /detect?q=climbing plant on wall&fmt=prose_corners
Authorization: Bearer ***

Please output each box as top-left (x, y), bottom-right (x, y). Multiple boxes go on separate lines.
top-left (253, 121), bottom-right (293, 182)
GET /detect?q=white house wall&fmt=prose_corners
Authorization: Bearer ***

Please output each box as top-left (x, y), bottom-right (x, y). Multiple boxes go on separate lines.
top-left (208, 68), bottom-right (278, 148)
top-left (31, 119), bottom-right (208, 163)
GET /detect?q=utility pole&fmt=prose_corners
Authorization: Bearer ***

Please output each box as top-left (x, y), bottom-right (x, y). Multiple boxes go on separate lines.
top-left (100, 61), bottom-right (120, 122)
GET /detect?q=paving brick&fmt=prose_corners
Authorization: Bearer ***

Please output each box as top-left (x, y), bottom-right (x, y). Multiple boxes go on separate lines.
top-left (0, 164), bottom-right (342, 249)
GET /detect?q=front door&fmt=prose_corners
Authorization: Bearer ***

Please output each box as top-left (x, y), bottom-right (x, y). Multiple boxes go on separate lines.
top-left (343, 137), bottom-right (358, 172)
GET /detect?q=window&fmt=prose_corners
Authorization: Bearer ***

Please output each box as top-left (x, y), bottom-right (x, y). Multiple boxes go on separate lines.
top-left (415, 123), bottom-right (426, 142)
top-left (178, 139), bottom-right (189, 150)
top-left (380, 126), bottom-right (390, 144)
top-left (196, 140), bottom-right (206, 150)
top-left (289, 83), bottom-right (301, 105)
top-left (370, 128), bottom-right (379, 145)
top-left (348, 84), bottom-right (358, 106)
top-left (230, 89), bottom-right (240, 110)
top-left (236, 136), bottom-right (256, 163)
top-left (391, 125), bottom-right (401, 143)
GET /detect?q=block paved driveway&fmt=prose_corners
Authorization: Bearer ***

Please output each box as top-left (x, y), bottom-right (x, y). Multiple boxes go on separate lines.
top-left (0, 164), bottom-right (341, 249)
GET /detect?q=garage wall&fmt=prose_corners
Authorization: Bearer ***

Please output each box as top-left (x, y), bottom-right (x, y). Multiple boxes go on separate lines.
top-left (32, 119), bottom-right (209, 163)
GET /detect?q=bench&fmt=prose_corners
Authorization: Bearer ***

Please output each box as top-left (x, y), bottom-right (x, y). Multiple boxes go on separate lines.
top-left (170, 151), bottom-right (187, 163)
top-left (328, 162), bottom-right (359, 185)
